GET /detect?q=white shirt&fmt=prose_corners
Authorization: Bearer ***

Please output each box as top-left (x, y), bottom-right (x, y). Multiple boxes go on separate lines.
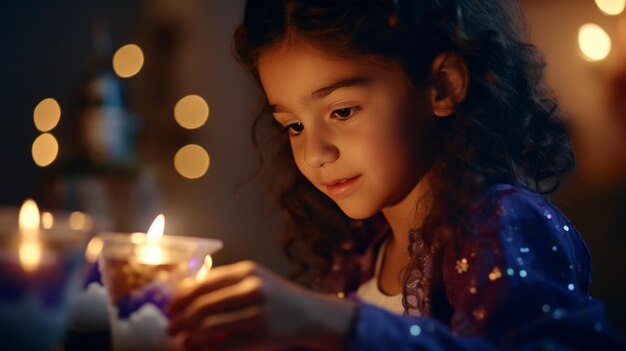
top-left (356, 236), bottom-right (405, 315)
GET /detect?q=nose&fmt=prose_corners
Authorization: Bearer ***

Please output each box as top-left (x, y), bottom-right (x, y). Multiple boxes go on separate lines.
top-left (303, 128), bottom-right (339, 168)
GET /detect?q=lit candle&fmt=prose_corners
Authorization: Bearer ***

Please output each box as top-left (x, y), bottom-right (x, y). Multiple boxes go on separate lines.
top-left (0, 200), bottom-right (92, 351)
top-left (97, 215), bottom-right (222, 351)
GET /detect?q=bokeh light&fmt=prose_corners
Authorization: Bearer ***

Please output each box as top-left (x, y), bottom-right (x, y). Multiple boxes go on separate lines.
top-left (113, 44), bottom-right (144, 78)
top-left (31, 133), bottom-right (59, 167)
top-left (33, 98), bottom-right (61, 132)
top-left (69, 211), bottom-right (87, 231)
top-left (174, 144), bottom-right (210, 179)
top-left (595, 0), bottom-right (625, 15)
top-left (578, 23), bottom-right (612, 61)
top-left (174, 95), bottom-right (210, 129)
top-left (41, 212), bottom-right (54, 229)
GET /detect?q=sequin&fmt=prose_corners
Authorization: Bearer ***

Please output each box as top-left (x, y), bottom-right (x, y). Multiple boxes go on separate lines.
top-left (567, 284), bottom-right (575, 291)
top-left (456, 258), bottom-right (469, 273)
top-left (542, 304), bottom-right (551, 313)
top-left (488, 267), bottom-right (502, 281)
top-left (552, 245), bottom-right (558, 252)
top-left (469, 287), bottom-right (477, 294)
top-left (517, 257), bottom-right (524, 265)
top-left (473, 307), bottom-right (486, 320)
top-left (332, 263), bottom-right (341, 272)
top-left (520, 247), bottom-right (530, 253)
top-left (553, 308), bottom-right (565, 319)
top-left (563, 225), bottom-right (570, 232)
top-left (409, 324), bottom-right (422, 336)
top-left (507, 268), bottom-right (515, 276)
top-left (337, 291), bottom-right (345, 299)
top-left (496, 206), bottom-right (506, 216)
top-left (519, 269), bottom-right (528, 278)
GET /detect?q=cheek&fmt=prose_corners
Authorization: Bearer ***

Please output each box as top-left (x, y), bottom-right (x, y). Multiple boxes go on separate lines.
top-left (290, 141), bottom-right (313, 180)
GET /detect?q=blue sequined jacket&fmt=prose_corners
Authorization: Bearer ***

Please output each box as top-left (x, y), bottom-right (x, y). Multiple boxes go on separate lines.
top-left (335, 184), bottom-right (626, 350)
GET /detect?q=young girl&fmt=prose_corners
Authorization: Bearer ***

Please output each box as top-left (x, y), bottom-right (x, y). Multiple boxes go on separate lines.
top-left (167, 0), bottom-right (626, 350)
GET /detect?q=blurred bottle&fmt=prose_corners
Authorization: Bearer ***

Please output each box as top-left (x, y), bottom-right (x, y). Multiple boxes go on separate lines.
top-left (76, 19), bottom-right (138, 169)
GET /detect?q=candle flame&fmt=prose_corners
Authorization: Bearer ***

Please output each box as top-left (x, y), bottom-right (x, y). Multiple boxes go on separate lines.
top-left (18, 199), bottom-right (42, 271)
top-left (137, 214), bottom-right (166, 265)
top-left (146, 214), bottom-right (165, 243)
top-left (85, 236), bottom-right (104, 263)
top-left (195, 255), bottom-right (213, 281)
top-left (19, 199), bottom-right (40, 239)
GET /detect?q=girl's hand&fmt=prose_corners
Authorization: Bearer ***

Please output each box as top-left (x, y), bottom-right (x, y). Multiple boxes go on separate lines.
top-left (166, 260), bottom-right (356, 351)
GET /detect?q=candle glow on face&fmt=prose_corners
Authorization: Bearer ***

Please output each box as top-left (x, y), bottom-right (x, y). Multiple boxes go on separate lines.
top-left (137, 214), bottom-right (165, 265)
top-left (18, 199), bottom-right (43, 272)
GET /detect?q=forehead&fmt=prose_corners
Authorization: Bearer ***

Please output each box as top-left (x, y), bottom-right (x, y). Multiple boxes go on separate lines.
top-left (257, 41), bottom-right (407, 105)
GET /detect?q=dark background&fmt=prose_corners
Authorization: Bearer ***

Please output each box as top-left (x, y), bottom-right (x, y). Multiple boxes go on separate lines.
top-left (1, 0), bottom-right (625, 335)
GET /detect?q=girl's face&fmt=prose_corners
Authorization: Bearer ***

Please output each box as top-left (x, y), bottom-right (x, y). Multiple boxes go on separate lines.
top-left (258, 42), bottom-right (436, 219)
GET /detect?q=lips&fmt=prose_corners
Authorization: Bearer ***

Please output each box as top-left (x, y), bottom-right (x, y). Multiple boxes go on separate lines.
top-left (323, 175), bottom-right (361, 197)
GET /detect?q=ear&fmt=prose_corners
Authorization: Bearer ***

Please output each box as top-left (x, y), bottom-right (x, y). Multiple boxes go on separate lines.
top-left (429, 52), bottom-right (469, 117)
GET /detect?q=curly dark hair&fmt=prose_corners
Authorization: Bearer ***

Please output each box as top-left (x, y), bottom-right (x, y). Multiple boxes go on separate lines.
top-left (232, 0), bottom-right (575, 316)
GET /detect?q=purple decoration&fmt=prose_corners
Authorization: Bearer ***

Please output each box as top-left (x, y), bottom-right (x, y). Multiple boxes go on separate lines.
top-left (83, 260), bottom-right (102, 289)
top-left (117, 282), bottom-right (173, 319)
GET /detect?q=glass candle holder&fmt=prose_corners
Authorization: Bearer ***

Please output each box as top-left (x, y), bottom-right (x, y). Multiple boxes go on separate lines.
top-left (0, 207), bottom-right (93, 351)
top-left (98, 232), bottom-right (223, 351)
top-left (67, 234), bottom-right (111, 335)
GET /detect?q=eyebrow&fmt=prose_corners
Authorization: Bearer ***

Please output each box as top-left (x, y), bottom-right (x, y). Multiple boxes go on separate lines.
top-left (269, 75), bottom-right (373, 113)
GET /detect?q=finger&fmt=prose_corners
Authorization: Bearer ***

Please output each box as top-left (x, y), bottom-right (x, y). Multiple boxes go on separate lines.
top-left (168, 276), bottom-right (264, 335)
top-left (169, 262), bottom-right (252, 313)
top-left (183, 305), bottom-right (263, 350)
top-left (169, 260), bottom-right (263, 315)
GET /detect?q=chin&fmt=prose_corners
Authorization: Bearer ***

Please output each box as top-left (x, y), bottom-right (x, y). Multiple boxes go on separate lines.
top-left (336, 202), bottom-right (379, 220)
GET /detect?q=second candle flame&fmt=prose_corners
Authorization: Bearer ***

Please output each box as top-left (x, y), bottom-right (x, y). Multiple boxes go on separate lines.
top-left (19, 199), bottom-right (40, 239)
top-left (18, 199), bottom-right (42, 272)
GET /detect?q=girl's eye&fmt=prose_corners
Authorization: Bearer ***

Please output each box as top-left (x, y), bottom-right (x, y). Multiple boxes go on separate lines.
top-left (285, 122), bottom-right (304, 136)
top-left (331, 106), bottom-right (360, 120)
